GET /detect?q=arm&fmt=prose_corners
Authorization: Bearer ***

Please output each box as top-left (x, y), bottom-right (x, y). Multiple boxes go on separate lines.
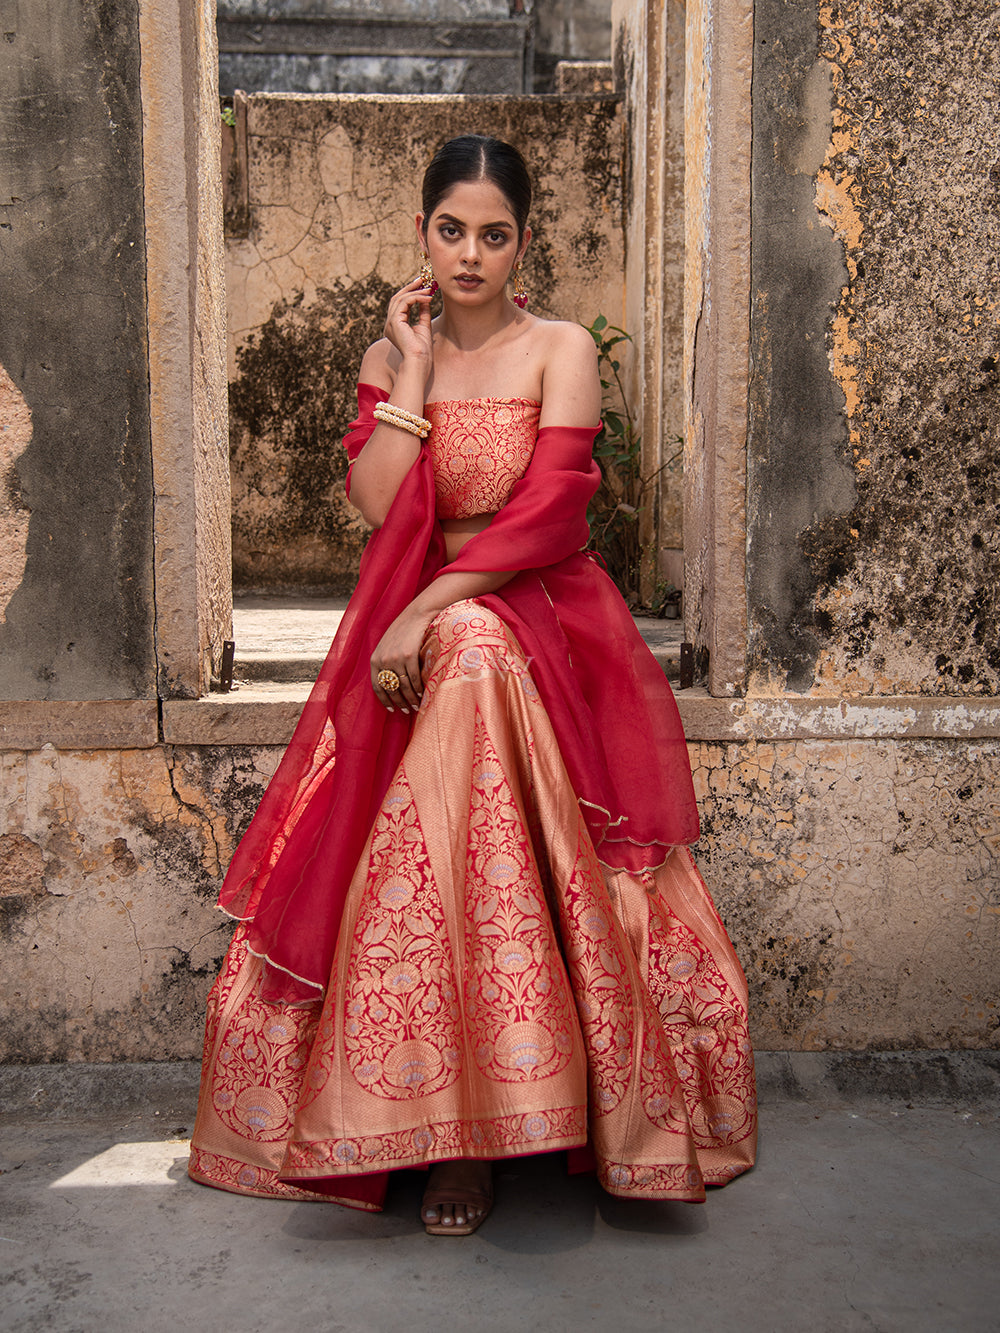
top-left (348, 277), bottom-right (435, 528)
top-left (538, 321), bottom-right (602, 430)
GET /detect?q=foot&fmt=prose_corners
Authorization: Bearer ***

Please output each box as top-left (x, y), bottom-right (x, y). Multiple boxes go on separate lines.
top-left (421, 1160), bottom-right (493, 1233)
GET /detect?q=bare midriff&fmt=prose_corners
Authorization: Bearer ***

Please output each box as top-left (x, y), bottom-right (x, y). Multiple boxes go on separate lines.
top-left (441, 513), bottom-right (494, 563)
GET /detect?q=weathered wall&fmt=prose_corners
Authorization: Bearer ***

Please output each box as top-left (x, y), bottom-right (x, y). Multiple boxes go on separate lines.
top-left (217, 0), bottom-right (532, 96)
top-left (535, 0), bottom-right (614, 89)
top-left (0, 0), bottom-right (156, 702)
top-left (682, 0), bottom-right (753, 695)
top-left (2, 729), bottom-right (995, 1060)
top-left (612, 0), bottom-right (686, 598)
top-left (693, 736), bottom-right (1000, 1049)
top-left (1, 0), bottom-right (997, 1070)
top-left (142, 0), bottom-right (233, 698)
top-left (0, 746), bottom-right (244, 1061)
top-left (747, 0), bottom-right (1000, 696)
top-left (226, 92), bottom-right (624, 590)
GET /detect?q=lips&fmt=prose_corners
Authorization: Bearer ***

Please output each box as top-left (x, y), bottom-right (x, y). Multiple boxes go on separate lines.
top-left (454, 274), bottom-right (484, 290)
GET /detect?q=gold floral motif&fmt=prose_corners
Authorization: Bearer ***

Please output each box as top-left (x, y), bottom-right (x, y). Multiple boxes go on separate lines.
top-left (464, 714), bottom-right (578, 1083)
top-left (425, 399), bottom-right (540, 520)
top-left (341, 770), bottom-right (463, 1101)
top-left (282, 1105), bottom-right (586, 1176)
top-left (201, 927), bottom-right (320, 1145)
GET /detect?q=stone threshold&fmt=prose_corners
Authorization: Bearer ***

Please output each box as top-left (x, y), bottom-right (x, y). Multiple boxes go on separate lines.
top-left (2, 1051), bottom-right (996, 1122)
top-left (229, 597), bottom-right (685, 683)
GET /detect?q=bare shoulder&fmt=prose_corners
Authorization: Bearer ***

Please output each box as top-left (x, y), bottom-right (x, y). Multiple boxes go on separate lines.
top-left (533, 318), bottom-right (598, 363)
top-left (534, 319), bottom-right (601, 427)
top-left (358, 338), bottom-right (400, 390)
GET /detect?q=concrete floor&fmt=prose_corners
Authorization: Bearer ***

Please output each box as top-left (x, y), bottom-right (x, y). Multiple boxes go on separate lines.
top-left (1, 1065), bottom-right (998, 1333)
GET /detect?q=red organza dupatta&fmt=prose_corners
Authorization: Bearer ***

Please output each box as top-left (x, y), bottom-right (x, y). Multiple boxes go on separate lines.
top-left (218, 384), bottom-right (698, 1005)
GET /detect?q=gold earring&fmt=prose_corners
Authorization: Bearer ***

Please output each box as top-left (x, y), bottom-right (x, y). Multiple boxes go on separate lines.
top-left (511, 264), bottom-right (528, 309)
top-left (419, 255), bottom-right (434, 287)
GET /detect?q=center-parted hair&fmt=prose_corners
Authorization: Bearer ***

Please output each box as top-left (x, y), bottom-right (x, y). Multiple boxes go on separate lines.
top-left (421, 135), bottom-right (532, 239)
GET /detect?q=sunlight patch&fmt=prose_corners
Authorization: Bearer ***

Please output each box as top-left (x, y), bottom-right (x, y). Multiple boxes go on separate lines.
top-left (50, 1139), bottom-right (190, 1188)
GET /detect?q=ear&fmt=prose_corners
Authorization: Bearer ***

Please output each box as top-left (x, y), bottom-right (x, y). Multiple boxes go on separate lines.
top-left (515, 226), bottom-right (532, 265)
top-left (415, 213), bottom-right (426, 250)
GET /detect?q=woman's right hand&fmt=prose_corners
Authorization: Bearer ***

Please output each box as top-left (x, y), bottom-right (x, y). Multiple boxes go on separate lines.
top-left (383, 275), bottom-right (434, 368)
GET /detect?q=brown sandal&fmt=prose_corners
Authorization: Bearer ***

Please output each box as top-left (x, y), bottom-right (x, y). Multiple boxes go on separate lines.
top-left (421, 1182), bottom-right (494, 1236)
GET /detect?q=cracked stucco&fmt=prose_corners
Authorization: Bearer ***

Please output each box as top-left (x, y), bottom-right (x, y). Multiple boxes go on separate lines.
top-left (0, 745), bottom-right (277, 1062)
top-left (692, 736), bottom-right (1000, 1050)
top-left (2, 734), bottom-right (996, 1059)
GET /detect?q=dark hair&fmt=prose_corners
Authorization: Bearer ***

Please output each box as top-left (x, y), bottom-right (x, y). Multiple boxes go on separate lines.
top-left (421, 135), bottom-right (532, 239)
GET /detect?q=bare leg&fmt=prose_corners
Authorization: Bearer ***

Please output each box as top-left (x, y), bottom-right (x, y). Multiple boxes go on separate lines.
top-left (421, 1160), bottom-right (493, 1232)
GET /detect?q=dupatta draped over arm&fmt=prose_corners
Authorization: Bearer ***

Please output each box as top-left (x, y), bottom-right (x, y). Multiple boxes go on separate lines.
top-left (218, 383), bottom-right (699, 1004)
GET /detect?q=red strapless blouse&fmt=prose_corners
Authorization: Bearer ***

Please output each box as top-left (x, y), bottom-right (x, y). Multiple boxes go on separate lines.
top-left (425, 397), bottom-right (541, 519)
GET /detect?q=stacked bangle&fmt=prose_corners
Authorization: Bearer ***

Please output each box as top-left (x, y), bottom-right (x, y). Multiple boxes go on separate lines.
top-left (373, 401), bottom-right (432, 438)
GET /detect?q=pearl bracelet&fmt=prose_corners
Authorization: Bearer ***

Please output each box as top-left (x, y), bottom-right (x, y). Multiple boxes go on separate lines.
top-left (373, 401), bottom-right (432, 438)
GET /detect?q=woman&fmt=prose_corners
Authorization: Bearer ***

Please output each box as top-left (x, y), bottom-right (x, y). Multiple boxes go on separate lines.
top-left (188, 135), bottom-right (756, 1235)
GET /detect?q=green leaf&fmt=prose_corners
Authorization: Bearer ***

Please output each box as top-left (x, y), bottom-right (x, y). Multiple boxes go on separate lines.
top-left (592, 314), bottom-right (608, 332)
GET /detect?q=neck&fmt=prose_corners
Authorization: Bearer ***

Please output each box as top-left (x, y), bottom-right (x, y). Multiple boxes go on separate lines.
top-left (435, 293), bottom-right (519, 353)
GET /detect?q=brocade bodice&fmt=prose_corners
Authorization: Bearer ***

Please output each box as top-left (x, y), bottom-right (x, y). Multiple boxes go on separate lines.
top-left (425, 397), bottom-right (541, 520)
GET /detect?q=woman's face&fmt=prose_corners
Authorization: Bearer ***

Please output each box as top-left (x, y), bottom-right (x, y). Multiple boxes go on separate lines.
top-left (417, 178), bottom-right (530, 306)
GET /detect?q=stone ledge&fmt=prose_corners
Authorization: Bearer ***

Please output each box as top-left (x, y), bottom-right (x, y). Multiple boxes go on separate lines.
top-left (2, 1051), bottom-right (996, 1122)
top-left (161, 690), bottom-right (1000, 747)
top-left (676, 692), bottom-right (1000, 742)
top-left (4, 694), bottom-right (997, 751)
top-left (0, 700), bottom-right (160, 751)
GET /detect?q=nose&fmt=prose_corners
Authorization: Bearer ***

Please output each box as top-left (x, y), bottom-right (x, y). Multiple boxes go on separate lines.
top-left (460, 234), bottom-right (480, 267)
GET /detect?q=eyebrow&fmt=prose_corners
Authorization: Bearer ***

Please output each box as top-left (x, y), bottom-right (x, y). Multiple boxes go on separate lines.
top-left (436, 213), bottom-right (514, 230)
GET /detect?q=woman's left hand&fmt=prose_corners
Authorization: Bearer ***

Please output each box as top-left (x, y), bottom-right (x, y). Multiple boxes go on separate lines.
top-left (371, 604), bottom-right (435, 713)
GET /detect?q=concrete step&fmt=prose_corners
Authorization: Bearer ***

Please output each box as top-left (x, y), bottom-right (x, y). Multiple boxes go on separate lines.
top-left (231, 595), bottom-right (685, 684)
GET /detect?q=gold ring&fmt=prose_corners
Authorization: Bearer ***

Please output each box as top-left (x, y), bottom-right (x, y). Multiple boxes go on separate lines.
top-left (377, 669), bottom-right (401, 693)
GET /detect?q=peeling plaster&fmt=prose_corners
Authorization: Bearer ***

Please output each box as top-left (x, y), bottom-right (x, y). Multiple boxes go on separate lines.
top-left (0, 362), bottom-right (31, 624)
top-left (807, 0), bottom-right (999, 695)
top-left (747, 0), bottom-right (998, 697)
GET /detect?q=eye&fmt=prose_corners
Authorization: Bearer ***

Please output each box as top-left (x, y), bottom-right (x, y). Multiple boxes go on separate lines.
top-left (439, 224), bottom-right (460, 238)
top-left (487, 231), bottom-right (509, 245)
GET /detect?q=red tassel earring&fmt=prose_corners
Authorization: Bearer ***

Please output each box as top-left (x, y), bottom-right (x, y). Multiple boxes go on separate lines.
top-left (419, 255), bottom-right (439, 296)
top-left (511, 263), bottom-right (528, 309)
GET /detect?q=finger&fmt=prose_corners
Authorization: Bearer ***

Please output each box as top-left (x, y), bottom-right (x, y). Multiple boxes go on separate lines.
top-left (400, 657), bottom-right (424, 710)
top-left (371, 670), bottom-right (399, 713)
top-left (380, 661), bottom-right (418, 713)
top-left (395, 666), bottom-right (421, 712)
top-left (398, 292), bottom-right (432, 316)
top-left (376, 667), bottom-right (415, 714)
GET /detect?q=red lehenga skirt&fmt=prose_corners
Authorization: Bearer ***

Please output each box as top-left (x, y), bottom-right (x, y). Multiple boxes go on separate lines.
top-left (188, 601), bottom-right (756, 1207)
